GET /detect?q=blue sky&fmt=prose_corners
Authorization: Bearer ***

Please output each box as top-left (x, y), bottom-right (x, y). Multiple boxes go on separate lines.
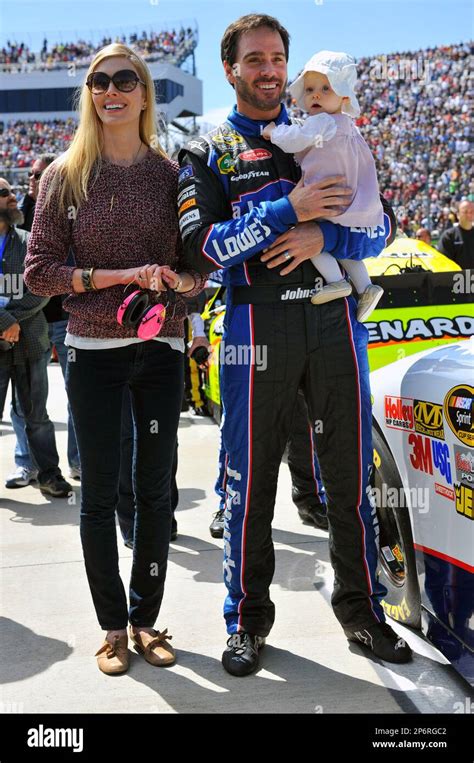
top-left (2, 0), bottom-right (472, 121)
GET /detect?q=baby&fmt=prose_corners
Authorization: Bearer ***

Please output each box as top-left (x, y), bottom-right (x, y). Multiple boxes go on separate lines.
top-left (262, 50), bottom-right (384, 321)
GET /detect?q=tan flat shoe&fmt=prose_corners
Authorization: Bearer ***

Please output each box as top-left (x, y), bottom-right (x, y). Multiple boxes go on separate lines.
top-left (129, 626), bottom-right (176, 667)
top-left (95, 633), bottom-right (129, 675)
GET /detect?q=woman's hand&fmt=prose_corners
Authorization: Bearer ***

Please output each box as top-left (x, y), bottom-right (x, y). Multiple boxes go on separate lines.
top-left (120, 265), bottom-right (173, 291)
top-left (160, 267), bottom-right (182, 291)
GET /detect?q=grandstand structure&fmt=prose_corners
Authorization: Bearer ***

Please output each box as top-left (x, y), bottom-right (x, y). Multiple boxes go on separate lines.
top-left (0, 22), bottom-right (203, 190)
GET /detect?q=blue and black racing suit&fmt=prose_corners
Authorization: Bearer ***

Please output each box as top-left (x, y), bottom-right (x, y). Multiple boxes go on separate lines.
top-left (178, 104), bottom-right (394, 636)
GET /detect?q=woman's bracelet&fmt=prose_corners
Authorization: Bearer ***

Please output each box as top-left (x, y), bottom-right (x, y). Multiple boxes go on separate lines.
top-left (175, 273), bottom-right (196, 294)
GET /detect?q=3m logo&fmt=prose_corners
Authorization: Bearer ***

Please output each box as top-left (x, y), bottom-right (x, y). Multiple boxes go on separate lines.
top-left (414, 399), bottom-right (444, 440)
top-left (408, 433), bottom-right (432, 474)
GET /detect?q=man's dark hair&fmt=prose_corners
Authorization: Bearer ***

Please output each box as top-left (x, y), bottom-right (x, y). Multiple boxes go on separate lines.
top-left (221, 14), bottom-right (290, 66)
top-left (37, 153), bottom-right (56, 167)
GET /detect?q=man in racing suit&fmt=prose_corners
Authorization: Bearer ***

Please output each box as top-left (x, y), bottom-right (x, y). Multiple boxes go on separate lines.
top-left (179, 13), bottom-right (412, 675)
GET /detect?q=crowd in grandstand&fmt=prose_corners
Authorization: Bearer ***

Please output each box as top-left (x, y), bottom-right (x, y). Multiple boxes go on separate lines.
top-left (1, 39), bottom-right (472, 238)
top-left (0, 26), bottom-right (196, 70)
top-left (285, 40), bottom-right (473, 236)
top-left (0, 119), bottom-right (75, 173)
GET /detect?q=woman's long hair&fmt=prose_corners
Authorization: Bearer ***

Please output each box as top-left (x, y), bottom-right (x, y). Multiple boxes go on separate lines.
top-left (44, 43), bottom-right (167, 212)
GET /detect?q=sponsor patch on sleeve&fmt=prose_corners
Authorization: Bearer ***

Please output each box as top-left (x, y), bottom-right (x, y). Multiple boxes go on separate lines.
top-left (178, 164), bottom-right (194, 184)
top-left (179, 208), bottom-right (201, 233)
top-left (178, 197), bottom-right (197, 215)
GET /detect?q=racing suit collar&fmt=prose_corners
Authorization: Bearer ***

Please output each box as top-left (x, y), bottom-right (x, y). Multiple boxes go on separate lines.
top-left (226, 103), bottom-right (290, 137)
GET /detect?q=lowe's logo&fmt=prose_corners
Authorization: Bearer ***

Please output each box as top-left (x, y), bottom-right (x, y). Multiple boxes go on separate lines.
top-left (210, 221), bottom-right (271, 262)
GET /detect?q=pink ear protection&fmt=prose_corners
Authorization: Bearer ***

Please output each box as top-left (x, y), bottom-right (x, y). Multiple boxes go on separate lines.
top-left (117, 284), bottom-right (176, 340)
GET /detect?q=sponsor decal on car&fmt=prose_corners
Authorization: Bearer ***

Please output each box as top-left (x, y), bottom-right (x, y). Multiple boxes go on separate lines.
top-left (217, 152), bottom-right (236, 174)
top-left (408, 434), bottom-right (452, 484)
top-left (392, 544), bottom-right (404, 563)
top-left (237, 148), bottom-right (272, 161)
top-left (367, 316), bottom-right (474, 345)
top-left (435, 483), bottom-right (455, 501)
top-left (453, 445), bottom-right (474, 487)
top-left (384, 396), bottom-right (414, 430)
top-left (413, 399), bottom-right (444, 440)
top-left (443, 385), bottom-right (473, 447)
top-left (380, 596), bottom-right (411, 621)
top-left (454, 482), bottom-right (473, 520)
top-left (373, 446), bottom-right (381, 467)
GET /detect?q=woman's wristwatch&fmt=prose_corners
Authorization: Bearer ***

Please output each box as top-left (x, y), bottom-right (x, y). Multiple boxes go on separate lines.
top-left (81, 268), bottom-right (97, 291)
top-left (173, 276), bottom-right (183, 292)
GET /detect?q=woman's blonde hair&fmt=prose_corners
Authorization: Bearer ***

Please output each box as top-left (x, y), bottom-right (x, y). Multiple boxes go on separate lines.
top-left (44, 43), bottom-right (167, 212)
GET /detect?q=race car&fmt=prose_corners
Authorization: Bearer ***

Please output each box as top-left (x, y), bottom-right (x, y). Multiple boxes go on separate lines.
top-left (371, 338), bottom-right (473, 686)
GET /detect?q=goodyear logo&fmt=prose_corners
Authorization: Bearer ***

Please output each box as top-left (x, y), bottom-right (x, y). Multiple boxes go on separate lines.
top-left (444, 385), bottom-right (473, 447)
top-left (414, 399), bottom-right (444, 440)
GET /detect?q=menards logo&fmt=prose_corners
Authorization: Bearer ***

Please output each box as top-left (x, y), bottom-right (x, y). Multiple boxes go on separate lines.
top-left (367, 315), bottom-right (473, 345)
top-left (414, 399), bottom-right (444, 440)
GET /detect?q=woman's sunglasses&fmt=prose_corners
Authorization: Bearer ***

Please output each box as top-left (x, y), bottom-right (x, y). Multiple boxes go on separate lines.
top-left (86, 69), bottom-right (146, 95)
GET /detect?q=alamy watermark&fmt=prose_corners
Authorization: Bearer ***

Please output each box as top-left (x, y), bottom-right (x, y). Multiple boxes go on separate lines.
top-left (369, 55), bottom-right (431, 84)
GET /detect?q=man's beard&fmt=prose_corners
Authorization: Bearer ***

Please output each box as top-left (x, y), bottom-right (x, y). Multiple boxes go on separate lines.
top-left (234, 76), bottom-right (286, 113)
top-left (0, 207), bottom-right (24, 227)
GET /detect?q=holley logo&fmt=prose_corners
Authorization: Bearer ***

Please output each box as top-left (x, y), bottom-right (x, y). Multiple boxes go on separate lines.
top-left (384, 396), bottom-right (414, 430)
top-left (238, 148), bottom-right (272, 161)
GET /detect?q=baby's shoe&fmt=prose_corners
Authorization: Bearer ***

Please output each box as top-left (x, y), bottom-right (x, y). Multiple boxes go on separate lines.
top-left (310, 279), bottom-right (352, 305)
top-left (356, 284), bottom-right (384, 322)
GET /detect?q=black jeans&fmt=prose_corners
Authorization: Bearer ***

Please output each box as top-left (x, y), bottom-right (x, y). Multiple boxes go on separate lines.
top-left (66, 341), bottom-right (184, 630)
top-left (116, 387), bottom-right (179, 546)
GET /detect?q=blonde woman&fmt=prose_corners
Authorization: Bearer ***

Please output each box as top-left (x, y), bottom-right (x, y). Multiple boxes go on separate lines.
top-left (24, 44), bottom-right (206, 675)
